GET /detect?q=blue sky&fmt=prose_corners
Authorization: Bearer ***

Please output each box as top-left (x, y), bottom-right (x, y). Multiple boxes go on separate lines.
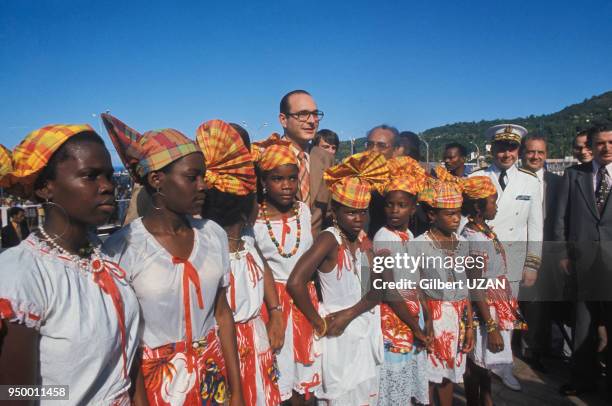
top-left (1, 0), bottom-right (611, 164)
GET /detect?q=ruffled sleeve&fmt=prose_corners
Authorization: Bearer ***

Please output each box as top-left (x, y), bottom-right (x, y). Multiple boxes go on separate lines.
top-left (0, 242), bottom-right (50, 330)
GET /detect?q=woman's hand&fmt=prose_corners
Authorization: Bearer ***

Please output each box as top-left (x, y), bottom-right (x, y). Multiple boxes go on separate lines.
top-left (462, 327), bottom-right (475, 353)
top-left (266, 311), bottom-right (285, 352)
top-left (324, 309), bottom-right (354, 337)
top-left (413, 327), bottom-right (432, 350)
top-left (487, 329), bottom-right (504, 353)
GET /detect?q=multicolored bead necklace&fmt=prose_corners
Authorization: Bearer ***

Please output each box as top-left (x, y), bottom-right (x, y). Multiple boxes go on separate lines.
top-left (260, 201), bottom-right (301, 258)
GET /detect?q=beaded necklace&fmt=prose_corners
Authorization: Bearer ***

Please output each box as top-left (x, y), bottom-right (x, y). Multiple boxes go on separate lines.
top-left (260, 201), bottom-right (301, 258)
top-left (39, 225), bottom-right (105, 275)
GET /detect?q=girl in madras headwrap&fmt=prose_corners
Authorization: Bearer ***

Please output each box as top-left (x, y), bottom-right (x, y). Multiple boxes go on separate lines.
top-left (287, 151), bottom-right (387, 405)
top-left (460, 176), bottom-right (526, 406)
top-left (0, 126), bottom-right (141, 405)
top-left (413, 177), bottom-right (474, 406)
top-left (373, 156), bottom-right (431, 405)
top-left (101, 114), bottom-right (244, 406)
top-left (251, 133), bottom-right (320, 403)
top-left (198, 120), bottom-right (282, 406)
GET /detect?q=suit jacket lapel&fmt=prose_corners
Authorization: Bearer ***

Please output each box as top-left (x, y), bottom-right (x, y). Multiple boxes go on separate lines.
top-left (576, 162), bottom-right (599, 219)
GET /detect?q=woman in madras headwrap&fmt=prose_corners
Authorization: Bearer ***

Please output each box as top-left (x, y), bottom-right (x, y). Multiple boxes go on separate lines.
top-left (250, 133), bottom-right (321, 403)
top-left (287, 151), bottom-right (387, 405)
top-left (101, 114), bottom-right (244, 406)
top-left (0, 125), bottom-right (141, 405)
top-left (198, 120), bottom-right (282, 406)
top-left (413, 177), bottom-right (474, 406)
top-left (460, 176), bottom-right (526, 406)
top-left (372, 156), bottom-right (431, 406)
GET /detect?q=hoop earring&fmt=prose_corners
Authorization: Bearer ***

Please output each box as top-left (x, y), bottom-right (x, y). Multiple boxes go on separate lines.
top-left (262, 186), bottom-right (268, 195)
top-left (151, 187), bottom-right (166, 211)
top-left (42, 199), bottom-right (70, 241)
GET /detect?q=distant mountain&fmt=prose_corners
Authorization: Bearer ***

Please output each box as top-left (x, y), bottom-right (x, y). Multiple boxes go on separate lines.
top-left (337, 91), bottom-right (612, 160)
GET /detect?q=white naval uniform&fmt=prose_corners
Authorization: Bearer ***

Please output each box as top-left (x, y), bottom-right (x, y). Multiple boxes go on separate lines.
top-left (469, 164), bottom-right (543, 295)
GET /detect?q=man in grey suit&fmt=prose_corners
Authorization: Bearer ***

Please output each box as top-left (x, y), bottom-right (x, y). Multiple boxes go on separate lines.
top-left (554, 124), bottom-right (612, 397)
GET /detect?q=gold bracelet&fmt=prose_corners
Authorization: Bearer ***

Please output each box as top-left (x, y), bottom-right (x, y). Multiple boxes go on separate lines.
top-left (315, 318), bottom-right (327, 338)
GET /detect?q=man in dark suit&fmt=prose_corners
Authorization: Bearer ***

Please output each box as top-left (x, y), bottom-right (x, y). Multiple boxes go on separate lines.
top-left (1, 207), bottom-right (29, 249)
top-left (520, 134), bottom-right (563, 371)
top-left (554, 124), bottom-right (612, 396)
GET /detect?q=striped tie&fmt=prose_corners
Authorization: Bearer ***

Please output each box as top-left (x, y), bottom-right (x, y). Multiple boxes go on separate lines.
top-left (298, 151), bottom-right (310, 203)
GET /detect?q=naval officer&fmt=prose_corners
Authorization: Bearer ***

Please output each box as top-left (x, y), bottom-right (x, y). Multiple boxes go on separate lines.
top-left (470, 124), bottom-right (543, 390)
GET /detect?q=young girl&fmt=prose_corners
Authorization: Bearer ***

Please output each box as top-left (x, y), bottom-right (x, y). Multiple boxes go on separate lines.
top-left (251, 133), bottom-right (320, 403)
top-left (287, 151), bottom-right (387, 405)
top-left (0, 125), bottom-right (141, 404)
top-left (198, 120), bottom-right (282, 406)
top-left (413, 177), bottom-right (474, 406)
top-left (460, 176), bottom-right (526, 406)
top-left (102, 114), bottom-right (244, 406)
top-left (373, 156), bottom-right (430, 405)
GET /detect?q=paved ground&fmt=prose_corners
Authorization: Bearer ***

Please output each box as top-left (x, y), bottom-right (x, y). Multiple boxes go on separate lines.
top-left (451, 356), bottom-right (609, 405)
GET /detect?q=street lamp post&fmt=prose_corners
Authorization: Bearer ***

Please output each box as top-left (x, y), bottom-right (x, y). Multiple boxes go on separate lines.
top-left (419, 133), bottom-right (430, 169)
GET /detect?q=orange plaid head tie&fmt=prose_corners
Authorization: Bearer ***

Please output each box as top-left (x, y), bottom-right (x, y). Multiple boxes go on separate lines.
top-left (323, 151), bottom-right (389, 209)
top-left (195, 119), bottom-right (256, 196)
top-left (251, 133), bottom-right (297, 172)
top-left (418, 177), bottom-right (463, 209)
top-left (384, 156), bottom-right (428, 196)
top-left (462, 176), bottom-right (496, 200)
top-left (102, 113), bottom-right (200, 181)
top-left (8, 124), bottom-right (97, 197)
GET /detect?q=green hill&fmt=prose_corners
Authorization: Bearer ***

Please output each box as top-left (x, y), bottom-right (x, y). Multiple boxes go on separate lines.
top-left (337, 91), bottom-right (612, 161)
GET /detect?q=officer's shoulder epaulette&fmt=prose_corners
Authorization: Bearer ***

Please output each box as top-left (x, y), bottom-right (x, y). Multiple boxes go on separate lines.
top-left (518, 167), bottom-right (537, 178)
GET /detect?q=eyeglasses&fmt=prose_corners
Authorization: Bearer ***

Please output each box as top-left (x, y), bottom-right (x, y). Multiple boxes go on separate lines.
top-left (285, 110), bottom-right (324, 122)
top-left (365, 140), bottom-right (391, 150)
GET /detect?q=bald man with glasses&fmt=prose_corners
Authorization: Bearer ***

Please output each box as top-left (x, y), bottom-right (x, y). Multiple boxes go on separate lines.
top-left (278, 90), bottom-right (333, 235)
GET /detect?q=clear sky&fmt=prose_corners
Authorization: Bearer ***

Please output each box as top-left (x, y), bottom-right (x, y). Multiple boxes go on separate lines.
top-left (1, 0), bottom-right (611, 164)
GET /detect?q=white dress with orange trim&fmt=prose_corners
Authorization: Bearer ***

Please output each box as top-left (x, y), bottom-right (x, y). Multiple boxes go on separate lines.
top-left (0, 233), bottom-right (140, 406)
top-left (227, 228), bottom-right (281, 406)
top-left (461, 226), bottom-right (526, 370)
top-left (373, 226), bottom-right (429, 405)
top-left (253, 201), bottom-right (321, 401)
top-left (411, 232), bottom-right (470, 384)
top-left (104, 217), bottom-right (231, 406)
top-left (315, 227), bottom-right (384, 405)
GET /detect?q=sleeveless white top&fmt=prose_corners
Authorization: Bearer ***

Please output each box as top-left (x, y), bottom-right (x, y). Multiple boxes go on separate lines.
top-left (227, 228), bottom-right (266, 323)
top-left (253, 201), bottom-right (313, 282)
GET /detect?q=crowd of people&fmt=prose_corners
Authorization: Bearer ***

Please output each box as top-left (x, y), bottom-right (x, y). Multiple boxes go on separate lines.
top-left (0, 89), bottom-right (610, 406)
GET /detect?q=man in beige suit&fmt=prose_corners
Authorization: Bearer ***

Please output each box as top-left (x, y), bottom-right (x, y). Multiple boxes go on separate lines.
top-left (124, 90), bottom-right (333, 236)
top-left (278, 90), bottom-right (333, 236)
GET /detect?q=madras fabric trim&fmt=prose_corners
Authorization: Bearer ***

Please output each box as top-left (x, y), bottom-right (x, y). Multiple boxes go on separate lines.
top-left (196, 119), bottom-right (256, 195)
top-left (252, 133), bottom-right (297, 171)
top-left (102, 113), bottom-right (200, 180)
top-left (6, 124), bottom-right (95, 197)
top-left (462, 176), bottom-right (496, 199)
top-left (324, 151), bottom-right (389, 209)
top-left (384, 156), bottom-right (427, 196)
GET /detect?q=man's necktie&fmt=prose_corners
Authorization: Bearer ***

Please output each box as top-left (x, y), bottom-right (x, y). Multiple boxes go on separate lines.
top-left (595, 166), bottom-right (610, 214)
top-left (499, 169), bottom-right (507, 191)
top-left (297, 151), bottom-right (310, 204)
